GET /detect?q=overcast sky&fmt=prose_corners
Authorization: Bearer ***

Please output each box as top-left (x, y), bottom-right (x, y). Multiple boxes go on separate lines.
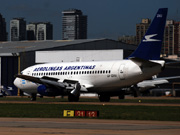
top-left (0, 0), bottom-right (179, 40)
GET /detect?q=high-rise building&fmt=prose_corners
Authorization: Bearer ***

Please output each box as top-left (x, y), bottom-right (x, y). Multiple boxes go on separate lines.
top-left (136, 19), bottom-right (151, 45)
top-left (0, 14), bottom-right (7, 41)
top-left (26, 23), bottom-right (37, 40)
top-left (162, 20), bottom-right (175, 56)
top-left (161, 20), bottom-right (180, 57)
top-left (10, 18), bottom-right (26, 41)
top-left (174, 22), bottom-right (180, 56)
top-left (36, 22), bottom-right (53, 40)
top-left (62, 9), bottom-right (87, 40)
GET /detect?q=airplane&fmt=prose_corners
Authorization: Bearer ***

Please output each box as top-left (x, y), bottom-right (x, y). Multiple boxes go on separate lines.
top-left (123, 75), bottom-right (180, 98)
top-left (14, 8), bottom-right (168, 102)
top-left (0, 86), bottom-right (13, 97)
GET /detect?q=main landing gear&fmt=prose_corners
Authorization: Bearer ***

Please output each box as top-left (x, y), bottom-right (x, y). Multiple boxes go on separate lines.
top-left (68, 94), bottom-right (79, 102)
top-left (68, 82), bottom-right (81, 102)
top-left (98, 94), bottom-right (110, 102)
top-left (31, 93), bottom-right (37, 101)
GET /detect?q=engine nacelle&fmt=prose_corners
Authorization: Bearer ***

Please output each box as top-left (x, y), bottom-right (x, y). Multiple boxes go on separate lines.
top-left (37, 85), bottom-right (48, 96)
top-left (37, 85), bottom-right (64, 96)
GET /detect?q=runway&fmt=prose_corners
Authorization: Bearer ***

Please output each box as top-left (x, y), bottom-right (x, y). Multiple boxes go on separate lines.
top-left (0, 118), bottom-right (180, 135)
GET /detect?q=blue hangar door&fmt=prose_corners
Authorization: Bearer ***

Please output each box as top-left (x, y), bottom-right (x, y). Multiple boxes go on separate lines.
top-left (1, 56), bottom-right (18, 95)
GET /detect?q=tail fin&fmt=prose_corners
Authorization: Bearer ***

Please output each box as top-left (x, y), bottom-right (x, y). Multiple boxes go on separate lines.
top-left (129, 8), bottom-right (168, 60)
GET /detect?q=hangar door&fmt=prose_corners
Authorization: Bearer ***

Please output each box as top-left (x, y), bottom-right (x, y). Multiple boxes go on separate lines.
top-left (1, 56), bottom-right (18, 95)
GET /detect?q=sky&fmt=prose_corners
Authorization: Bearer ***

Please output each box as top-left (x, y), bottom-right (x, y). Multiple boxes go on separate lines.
top-left (0, 0), bottom-right (179, 40)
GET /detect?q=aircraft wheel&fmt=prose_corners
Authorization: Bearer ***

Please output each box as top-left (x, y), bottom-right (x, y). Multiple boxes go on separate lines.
top-left (98, 94), bottom-right (110, 102)
top-left (68, 94), bottom-right (79, 102)
top-left (31, 94), bottom-right (37, 101)
top-left (119, 94), bottom-right (125, 99)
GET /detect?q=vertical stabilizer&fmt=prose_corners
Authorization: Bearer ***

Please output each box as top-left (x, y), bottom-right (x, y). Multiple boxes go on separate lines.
top-left (129, 8), bottom-right (168, 60)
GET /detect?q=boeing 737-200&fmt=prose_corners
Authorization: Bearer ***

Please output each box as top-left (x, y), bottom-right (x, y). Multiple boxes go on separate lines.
top-left (14, 8), bottom-right (168, 102)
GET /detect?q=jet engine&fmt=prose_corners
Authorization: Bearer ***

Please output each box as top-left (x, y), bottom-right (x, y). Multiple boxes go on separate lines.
top-left (37, 84), bottom-right (64, 96)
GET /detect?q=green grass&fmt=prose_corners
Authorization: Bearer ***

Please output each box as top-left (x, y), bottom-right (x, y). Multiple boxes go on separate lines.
top-left (1, 96), bottom-right (180, 103)
top-left (0, 103), bottom-right (179, 121)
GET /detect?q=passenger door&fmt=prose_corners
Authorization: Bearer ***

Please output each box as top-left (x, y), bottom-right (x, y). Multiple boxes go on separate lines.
top-left (119, 65), bottom-right (125, 80)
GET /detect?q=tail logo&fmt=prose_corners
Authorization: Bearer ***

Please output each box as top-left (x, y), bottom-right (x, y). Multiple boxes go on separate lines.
top-left (157, 14), bottom-right (162, 18)
top-left (143, 34), bottom-right (161, 42)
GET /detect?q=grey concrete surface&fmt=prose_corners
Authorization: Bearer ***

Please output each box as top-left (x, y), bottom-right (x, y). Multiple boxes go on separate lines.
top-left (0, 118), bottom-right (180, 135)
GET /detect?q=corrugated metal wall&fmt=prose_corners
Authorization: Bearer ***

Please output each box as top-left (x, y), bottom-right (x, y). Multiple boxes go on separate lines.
top-left (36, 50), bottom-right (123, 63)
top-left (1, 56), bottom-right (18, 95)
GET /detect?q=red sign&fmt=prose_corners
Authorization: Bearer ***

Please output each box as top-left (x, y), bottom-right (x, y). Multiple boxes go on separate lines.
top-left (86, 111), bottom-right (98, 117)
top-left (75, 110), bottom-right (86, 117)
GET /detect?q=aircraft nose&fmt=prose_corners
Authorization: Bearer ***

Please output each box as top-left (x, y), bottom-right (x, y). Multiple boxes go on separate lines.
top-left (14, 78), bottom-right (20, 88)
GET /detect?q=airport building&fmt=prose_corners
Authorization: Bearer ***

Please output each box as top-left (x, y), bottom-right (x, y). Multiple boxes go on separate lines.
top-left (0, 39), bottom-right (136, 95)
top-left (10, 18), bottom-right (26, 41)
top-left (62, 9), bottom-right (87, 40)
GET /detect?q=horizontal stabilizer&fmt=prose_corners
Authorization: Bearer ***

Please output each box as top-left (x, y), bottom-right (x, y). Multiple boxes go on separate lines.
top-left (165, 62), bottom-right (180, 66)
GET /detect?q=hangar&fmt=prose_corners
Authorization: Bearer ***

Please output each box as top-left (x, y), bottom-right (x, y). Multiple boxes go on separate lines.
top-left (0, 39), bottom-right (136, 95)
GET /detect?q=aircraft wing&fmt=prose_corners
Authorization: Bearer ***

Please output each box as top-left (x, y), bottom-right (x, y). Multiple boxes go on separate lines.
top-left (15, 74), bottom-right (65, 88)
top-left (15, 74), bottom-right (87, 96)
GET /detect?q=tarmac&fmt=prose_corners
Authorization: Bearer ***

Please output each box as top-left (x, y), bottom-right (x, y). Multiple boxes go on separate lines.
top-left (0, 118), bottom-right (180, 135)
top-left (0, 96), bottom-right (180, 134)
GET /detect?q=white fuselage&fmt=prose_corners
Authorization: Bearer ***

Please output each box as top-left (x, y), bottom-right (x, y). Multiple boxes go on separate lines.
top-left (14, 60), bottom-right (164, 94)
